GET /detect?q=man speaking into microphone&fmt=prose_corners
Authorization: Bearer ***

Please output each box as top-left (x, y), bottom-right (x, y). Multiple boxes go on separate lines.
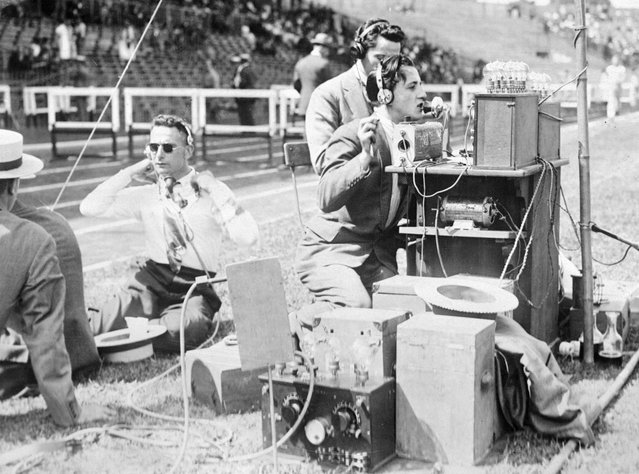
top-left (80, 114), bottom-right (259, 352)
top-left (291, 55), bottom-right (432, 332)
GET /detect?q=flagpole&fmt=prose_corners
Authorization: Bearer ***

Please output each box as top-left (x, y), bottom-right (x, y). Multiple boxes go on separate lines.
top-left (574, 0), bottom-right (595, 365)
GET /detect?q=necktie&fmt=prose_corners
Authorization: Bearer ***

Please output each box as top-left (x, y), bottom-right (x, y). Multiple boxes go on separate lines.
top-left (161, 178), bottom-right (191, 273)
top-left (163, 203), bottom-right (188, 273)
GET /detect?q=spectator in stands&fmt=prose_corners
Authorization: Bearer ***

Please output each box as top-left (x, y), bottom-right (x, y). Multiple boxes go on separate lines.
top-left (74, 17), bottom-right (87, 57)
top-left (29, 36), bottom-right (41, 60)
top-left (79, 114), bottom-right (259, 353)
top-left (605, 54), bottom-right (627, 121)
top-left (292, 32), bottom-right (334, 117)
top-left (305, 18), bottom-right (406, 174)
top-left (117, 23), bottom-right (135, 64)
top-left (55, 16), bottom-right (74, 61)
top-left (290, 55), bottom-right (427, 334)
top-left (55, 16), bottom-right (74, 83)
top-left (0, 129), bottom-right (112, 425)
top-left (241, 24), bottom-right (257, 51)
top-left (231, 53), bottom-right (257, 126)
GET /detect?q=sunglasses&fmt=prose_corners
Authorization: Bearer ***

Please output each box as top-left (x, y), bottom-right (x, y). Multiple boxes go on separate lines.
top-left (147, 143), bottom-right (184, 154)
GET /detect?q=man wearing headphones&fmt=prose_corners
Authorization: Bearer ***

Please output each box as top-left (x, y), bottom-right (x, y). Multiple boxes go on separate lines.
top-left (305, 18), bottom-right (406, 174)
top-left (292, 55), bottom-right (427, 330)
top-left (80, 114), bottom-right (259, 352)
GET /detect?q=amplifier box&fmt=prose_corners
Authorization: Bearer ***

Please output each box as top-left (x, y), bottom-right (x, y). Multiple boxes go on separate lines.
top-left (396, 315), bottom-right (498, 465)
top-left (185, 342), bottom-right (265, 414)
top-left (260, 371), bottom-right (396, 472)
top-left (538, 102), bottom-right (561, 161)
top-left (310, 308), bottom-right (410, 379)
top-left (473, 93), bottom-right (538, 169)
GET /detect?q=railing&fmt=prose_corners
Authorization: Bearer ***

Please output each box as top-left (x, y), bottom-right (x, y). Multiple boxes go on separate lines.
top-left (47, 86), bottom-right (120, 159)
top-left (0, 84), bottom-right (12, 113)
top-left (196, 88), bottom-right (279, 163)
top-left (10, 81), bottom-right (639, 160)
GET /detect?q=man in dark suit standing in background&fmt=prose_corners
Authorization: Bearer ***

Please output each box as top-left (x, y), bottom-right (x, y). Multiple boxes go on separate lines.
top-left (292, 32), bottom-right (334, 117)
top-left (231, 53), bottom-right (257, 126)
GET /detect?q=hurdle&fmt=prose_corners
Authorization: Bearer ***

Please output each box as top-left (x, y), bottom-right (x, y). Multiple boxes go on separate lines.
top-left (277, 87), bottom-right (304, 141)
top-left (197, 88), bottom-right (278, 164)
top-left (47, 86), bottom-right (120, 160)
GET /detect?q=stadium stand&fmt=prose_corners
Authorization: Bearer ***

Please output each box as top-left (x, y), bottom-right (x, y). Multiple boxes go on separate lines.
top-left (0, 0), bottom-right (636, 136)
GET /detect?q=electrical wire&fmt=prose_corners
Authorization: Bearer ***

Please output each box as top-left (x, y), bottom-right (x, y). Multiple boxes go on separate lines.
top-left (434, 196), bottom-right (448, 277)
top-left (499, 160), bottom-right (547, 281)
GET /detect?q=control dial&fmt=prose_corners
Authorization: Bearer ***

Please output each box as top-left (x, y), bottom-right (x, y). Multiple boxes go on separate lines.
top-left (304, 417), bottom-right (333, 445)
top-left (281, 393), bottom-right (303, 426)
top-left (332, 401), bottom-right (361, 435)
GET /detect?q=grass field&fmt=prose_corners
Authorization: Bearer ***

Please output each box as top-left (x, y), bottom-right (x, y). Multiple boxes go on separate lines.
top-left (1, 111), bottom-right (639, 473)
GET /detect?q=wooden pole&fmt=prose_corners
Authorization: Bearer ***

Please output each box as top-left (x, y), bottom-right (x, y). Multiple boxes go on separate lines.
top-left (574, 0), bottom-right (595, 365)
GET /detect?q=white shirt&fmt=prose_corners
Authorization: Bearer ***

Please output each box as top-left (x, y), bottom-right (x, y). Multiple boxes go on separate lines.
top-left (377, 113), bottom-right (403, 228)
top-left (80, 168), bottom-right (258, 272)
top-left (55, 23), bottom-right (72, 60)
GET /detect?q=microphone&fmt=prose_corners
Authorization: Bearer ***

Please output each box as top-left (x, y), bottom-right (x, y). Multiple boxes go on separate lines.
top-left (422, 97), bottom-right (445, 118)
top-left (164, 177), bottom-right (188, 208)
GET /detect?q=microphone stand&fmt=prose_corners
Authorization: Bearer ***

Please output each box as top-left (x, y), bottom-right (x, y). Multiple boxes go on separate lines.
top-left (591, 223), bottom-right (639, 252)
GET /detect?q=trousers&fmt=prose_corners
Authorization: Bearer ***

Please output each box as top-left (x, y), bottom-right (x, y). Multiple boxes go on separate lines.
top-left (90, 260), bottom-right (222, 353)
top-left (294, 251), bottom-right (397, 327)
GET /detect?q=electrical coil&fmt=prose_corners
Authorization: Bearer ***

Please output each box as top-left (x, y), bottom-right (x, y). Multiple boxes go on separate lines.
top-left (439, 196), bottom-right (497, 228)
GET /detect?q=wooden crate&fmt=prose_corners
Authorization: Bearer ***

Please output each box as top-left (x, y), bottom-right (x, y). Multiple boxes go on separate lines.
top-left (396, 315), bottom-right (497, 465)
top-left (185, 343), bottom-right (265, 414)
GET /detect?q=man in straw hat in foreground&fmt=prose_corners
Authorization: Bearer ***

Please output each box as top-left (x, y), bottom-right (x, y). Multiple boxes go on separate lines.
top-left (0, 129), bottom-right (113, 426)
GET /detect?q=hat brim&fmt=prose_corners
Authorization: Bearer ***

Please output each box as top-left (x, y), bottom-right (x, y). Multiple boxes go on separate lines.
top-left (0, 153), bottom-right (44, 179)
top-left (414, 277), bottom-right (519, 314)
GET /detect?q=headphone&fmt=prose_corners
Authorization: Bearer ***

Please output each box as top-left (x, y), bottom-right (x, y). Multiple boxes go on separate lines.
top-left (350, 19), bottom-right (390, 59)
top-left (174, 117), bottom-right (194, 147)
top-left (376, 63), bottom-right (393, 105)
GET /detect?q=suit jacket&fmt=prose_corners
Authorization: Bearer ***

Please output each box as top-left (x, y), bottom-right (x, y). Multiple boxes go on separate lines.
top-left (295, 119), bottom-right (407, 275)
top-left (11, 200), bottom-right (100, 372)
top-left (305, 64), bottom-right (373, 175)
top-left (0, 211), bottom-right (79, 426)
top-left (293, 53), bottom-right (332, 115)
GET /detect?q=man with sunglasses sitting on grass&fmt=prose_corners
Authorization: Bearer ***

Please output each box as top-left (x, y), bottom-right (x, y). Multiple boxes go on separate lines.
top-left (80, 114), bottom-right (259, 353)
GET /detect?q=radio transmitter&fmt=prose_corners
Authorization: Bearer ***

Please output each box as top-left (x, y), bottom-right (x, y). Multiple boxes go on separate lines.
top-left (260, 367), bottom-right (396, 472)
top-left (392, 120), bottom-right (443, 165)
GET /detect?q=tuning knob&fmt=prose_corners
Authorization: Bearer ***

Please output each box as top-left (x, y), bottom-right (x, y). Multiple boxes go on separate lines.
top-left (304, 417), bottom-right (332, 445)
top-left (281, 394), bottom-right (303, 426)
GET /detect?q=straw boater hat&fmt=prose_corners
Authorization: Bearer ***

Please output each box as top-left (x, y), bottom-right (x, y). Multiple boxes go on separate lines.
top-left (0, 130), bottom-right (43, 179)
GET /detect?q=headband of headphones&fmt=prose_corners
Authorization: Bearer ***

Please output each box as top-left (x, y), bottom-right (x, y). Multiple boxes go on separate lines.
top-left (152, 114), bottom-right (194, 147)
top-left (356, 19), bottom-right (390, 43)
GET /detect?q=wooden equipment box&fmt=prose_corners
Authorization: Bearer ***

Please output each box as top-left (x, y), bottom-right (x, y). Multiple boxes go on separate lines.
top-left (396, 315), bottom-right (497, 465)
top-left (538, 102), bottom-right (561, 161)
top-left (474, 93), bottom-right (539, 169)
top-left (185, 342), bottom-right (265, 414)
top-left (311, 308), bottom-right (410, 378)
top-left (372, 275), bottom-right (433, 314)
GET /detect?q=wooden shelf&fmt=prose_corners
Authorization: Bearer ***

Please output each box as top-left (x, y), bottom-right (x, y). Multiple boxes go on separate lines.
top-left (399, 226), bottom-right (525, 239)
top-left (386, 158), bottom-right (568, 177)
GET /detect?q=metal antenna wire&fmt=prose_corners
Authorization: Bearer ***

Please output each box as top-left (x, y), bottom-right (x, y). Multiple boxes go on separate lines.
top-left (50, 0), bottom-right (166, 210)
